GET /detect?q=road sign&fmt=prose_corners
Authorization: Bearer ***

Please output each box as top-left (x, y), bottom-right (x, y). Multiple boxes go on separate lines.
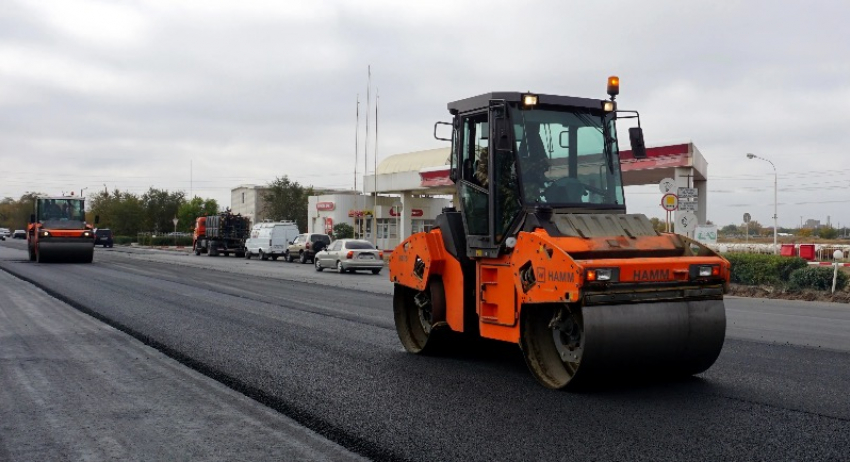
top-left (659, 178), bottom-right (676, 194)
top-left (743, 213), bottom-right (751, 223)
top-left (172, 217), bottom-right (179, 226)
top-left (661, 193), bottom-right (678, 211)
top-left (695, 225), bottom-right (718, 244)
top-left (677, 187), bottom-right (698, 198)
top-left (676, 211), bottom-right (698, 233)
top-left (679, 201), bottom-right (698, 212)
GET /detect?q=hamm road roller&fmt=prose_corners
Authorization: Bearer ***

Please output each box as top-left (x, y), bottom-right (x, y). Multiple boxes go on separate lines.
top-left (27, 195), bottom-right (96, 263)
top-left (389, 78), bottom-right (729, 389)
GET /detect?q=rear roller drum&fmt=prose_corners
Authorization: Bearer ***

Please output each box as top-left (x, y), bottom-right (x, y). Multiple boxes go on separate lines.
top-left (393, 279), bottom-right (448, 355)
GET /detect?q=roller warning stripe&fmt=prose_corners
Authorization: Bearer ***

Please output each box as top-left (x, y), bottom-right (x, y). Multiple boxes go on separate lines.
top-left (808, 262), bottom-right (850, 266)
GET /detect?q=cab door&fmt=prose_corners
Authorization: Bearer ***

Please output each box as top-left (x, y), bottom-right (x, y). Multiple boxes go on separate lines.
top-left (457, 112), bottom-right (491, 255)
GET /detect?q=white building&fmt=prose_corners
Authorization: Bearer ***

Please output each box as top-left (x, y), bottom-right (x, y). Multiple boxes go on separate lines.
top-left (307, 193), bottom-right (451, 251)
top-left (230, 185), bottom-right (270, 223)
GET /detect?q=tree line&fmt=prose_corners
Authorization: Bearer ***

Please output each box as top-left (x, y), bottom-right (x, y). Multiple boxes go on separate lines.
top-left (1, 176), bottom-right (315, 236)
top-left (0, 188), bottom-right (219, 236)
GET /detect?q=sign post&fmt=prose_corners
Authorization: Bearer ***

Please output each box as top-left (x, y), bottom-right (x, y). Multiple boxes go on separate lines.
top-left (676, 211), bottom-right (698, 234)
top-left (172, 217), bottom-right (179, 246)
top-left (695, 225), bottom-right (718, 244)
top-left (660, 193), bottom-right (679, 232)
top-left (743, 213), bottom-right (751, 244)
top-left (659, 178), bottom-right (676, 194)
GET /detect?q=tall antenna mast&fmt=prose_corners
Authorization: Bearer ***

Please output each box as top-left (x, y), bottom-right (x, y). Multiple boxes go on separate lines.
top-left (364, 65), bottom-right (371, 239)
top-left (374, 88), bottom-right (379, 246)
top-left (364, 65), bottom-right (371, 191)
top-left (354, 94), bottom-right (360, 192)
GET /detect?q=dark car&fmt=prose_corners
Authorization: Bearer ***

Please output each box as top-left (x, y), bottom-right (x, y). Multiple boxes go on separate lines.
top-left (94, 228), bottom-right (114, 248)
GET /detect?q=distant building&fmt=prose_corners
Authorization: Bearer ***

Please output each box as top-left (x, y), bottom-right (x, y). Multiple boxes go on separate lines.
top-left (804, 219), bottom-right (821, 229)
top-left (230, 185), bottom-right (270, 223)
top-left (231, 184), bottom-right (360, 225)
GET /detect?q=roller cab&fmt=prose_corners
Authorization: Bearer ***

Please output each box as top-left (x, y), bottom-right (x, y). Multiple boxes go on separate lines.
top-left (27, 195), bottom-right (96, 263)
top-left (389, 81), bottom-right (730, 389)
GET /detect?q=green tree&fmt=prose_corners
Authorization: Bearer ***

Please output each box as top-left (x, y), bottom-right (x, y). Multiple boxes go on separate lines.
top-left (818, 226), bottom-right (839, 239)
top-left (648, 217), bottom-right (667, 233)
top-left (741, 220), bottom-right (762, 236)
top-left (177, 197), bottom-right (219, 233)
top-left (141, 188), bottom-right (186, 234)
top-left (333, 222), bottom-right (354, 239)
top-left (88, 189), bottom-right (146, 236)
top-left (263, 176), bottom-right (313, 232)
top-left (720, 224), bottom-right (738, 235)
top-left (0, 192), bottom-right (44, 230)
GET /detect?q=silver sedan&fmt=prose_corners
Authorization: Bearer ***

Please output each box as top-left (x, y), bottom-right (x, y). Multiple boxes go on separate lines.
top-left (314, 239), bottom-right (384, 274)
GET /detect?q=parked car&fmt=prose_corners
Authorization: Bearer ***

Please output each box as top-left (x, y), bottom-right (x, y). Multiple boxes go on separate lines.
top-left (13, 229), bottom-right (26, 239)
top-left (285, 233), bottom-right (331, 264)
top-left (0, 228), bottom-right (10, 238)
top-left (245, 221), bottom-right (299, 261)
top-left (94, 228), bottom-right (114, 247)
top-left (314, 239), bottom-right (384, 274)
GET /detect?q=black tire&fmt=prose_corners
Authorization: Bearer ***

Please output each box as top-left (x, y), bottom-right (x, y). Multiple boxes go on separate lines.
top-left (260, 250), bottom-right (268, 261)
top-left (372, 269), bottom-right (381, 275)
top-left (245, 251), bottom-right (252, 260)
top-left (271, 255), bottom-right (279, 261)
top-left (393, 280), bottom-right (450, 355)
top-left (519, 305), bottom-right (584, 390)
top-left (336, 260), bottom-right (347, 273)
top-left (285, 251), bottom-right (293, 262)
top-left (315, 258), bottom-right (323, 272)
top-left (299, 252), bottom-right (308, 264)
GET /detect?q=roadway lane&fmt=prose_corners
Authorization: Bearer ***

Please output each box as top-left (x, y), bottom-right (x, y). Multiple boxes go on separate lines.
top-left (0, 269), bottom-right (366, 461)
top-left (1, 241), bottom-right (849, 461)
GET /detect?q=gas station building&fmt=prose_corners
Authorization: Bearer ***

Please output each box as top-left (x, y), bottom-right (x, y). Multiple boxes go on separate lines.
top-left (305, 142), bottom-right (710, 250)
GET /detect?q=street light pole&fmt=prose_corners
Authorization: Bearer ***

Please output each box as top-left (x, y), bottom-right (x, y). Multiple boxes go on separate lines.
top-left (746, 153), bottom-right (778, 254)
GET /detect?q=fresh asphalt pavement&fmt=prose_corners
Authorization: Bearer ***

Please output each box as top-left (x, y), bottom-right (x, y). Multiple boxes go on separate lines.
top-left (1, 239), bottom-right (849, 461)
top-left (0, 246), bottom-right (366, 461)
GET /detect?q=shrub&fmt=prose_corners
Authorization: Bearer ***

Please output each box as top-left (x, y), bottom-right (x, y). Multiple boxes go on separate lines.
top-left (725, 253), bottom-right (808, 286)
top-left (333, 223), bottom-right (354, 239)
top-left (135, 235), bottom-right (194, 247)
top-left (114, 236), bottom-right (134, 245)
top-left (789, 266), bottom-right (849, 291)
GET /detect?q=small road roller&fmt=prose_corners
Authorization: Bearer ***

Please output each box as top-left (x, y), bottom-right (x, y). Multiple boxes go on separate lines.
top-left (27, 195), bottom-right (96, 263)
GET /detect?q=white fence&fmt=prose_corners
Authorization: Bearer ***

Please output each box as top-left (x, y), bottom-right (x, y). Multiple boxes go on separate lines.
top-left (709, 243), bottom-right (850, 262)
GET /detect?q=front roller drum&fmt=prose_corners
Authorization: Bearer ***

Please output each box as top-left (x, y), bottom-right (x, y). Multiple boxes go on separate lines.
top-left (393, 280), bottom-right (450, 355)
top-left (520, 300), bottom-right (726, 389)
top-left (35, 241), bottom-right (94, 263)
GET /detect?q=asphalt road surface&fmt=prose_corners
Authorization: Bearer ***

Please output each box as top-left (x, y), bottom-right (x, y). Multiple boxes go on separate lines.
top-left (1, 240), bottom-right (849, 461)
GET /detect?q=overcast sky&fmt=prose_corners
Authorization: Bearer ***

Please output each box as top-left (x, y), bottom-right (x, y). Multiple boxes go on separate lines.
top-left (2, 0), bottom-right (849, 228)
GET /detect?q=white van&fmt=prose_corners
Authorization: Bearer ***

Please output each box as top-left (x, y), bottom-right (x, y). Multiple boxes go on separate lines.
top-left (244, 221), bottom-right (300, 261)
